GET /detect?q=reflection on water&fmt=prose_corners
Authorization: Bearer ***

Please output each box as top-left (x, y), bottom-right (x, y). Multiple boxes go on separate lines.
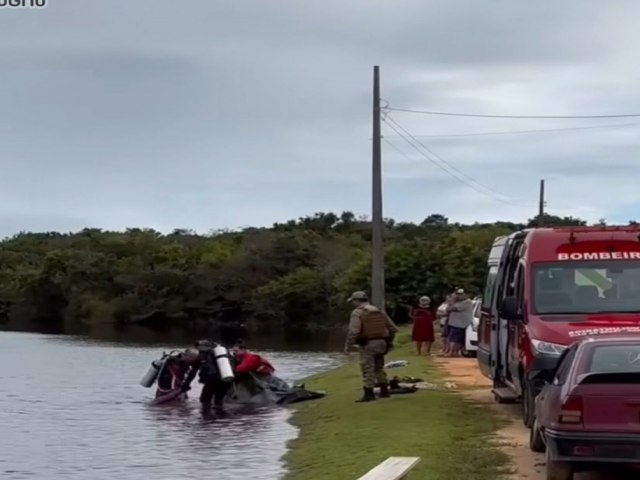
top-left (0, 332), bottom-right (340, 480)
top-left (0, 322), bottom-right (348, 352)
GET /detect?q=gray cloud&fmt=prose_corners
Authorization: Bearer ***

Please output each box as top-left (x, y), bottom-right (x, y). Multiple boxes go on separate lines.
top-left (1, 0), bottom-right (640, 237)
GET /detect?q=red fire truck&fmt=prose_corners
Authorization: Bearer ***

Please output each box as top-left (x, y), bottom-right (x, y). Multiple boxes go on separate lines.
top-left (477, 226), bottom-right (640, 427)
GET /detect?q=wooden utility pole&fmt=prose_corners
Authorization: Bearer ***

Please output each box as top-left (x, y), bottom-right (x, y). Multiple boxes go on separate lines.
top-left (538, 179), bottom-right (545, 227)
top-left (371, 66), bottom-right (385, 309)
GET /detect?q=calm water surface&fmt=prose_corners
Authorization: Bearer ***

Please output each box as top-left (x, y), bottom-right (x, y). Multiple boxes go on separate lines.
top-left (0, 331), bottom-right (340, 480)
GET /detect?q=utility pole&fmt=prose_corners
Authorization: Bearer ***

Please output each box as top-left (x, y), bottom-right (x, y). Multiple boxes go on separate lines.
top-left (371, 65), bottom-right (385, 309)
top-left (538, 179), bottom-right (545, 227)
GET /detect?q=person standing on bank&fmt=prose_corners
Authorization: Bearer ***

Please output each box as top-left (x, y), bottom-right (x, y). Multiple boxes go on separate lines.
top-left (410, 296), bottom-right (435, 356)
top-left (445, 289), bottom-right (474, 357)
top-left (436, 294), bottom-right (453, 356)
top-left (344, 291), bottom-right (398, 403)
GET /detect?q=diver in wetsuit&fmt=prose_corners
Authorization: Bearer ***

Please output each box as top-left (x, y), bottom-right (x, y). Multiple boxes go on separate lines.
top-left (155, 348), bottom-right (200, 401)
top-left (180, 339), bottom-right (234, 411)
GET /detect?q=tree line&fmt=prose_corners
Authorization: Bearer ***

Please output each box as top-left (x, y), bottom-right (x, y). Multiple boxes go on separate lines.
top-left (0, 212), bottom-right (601, 330)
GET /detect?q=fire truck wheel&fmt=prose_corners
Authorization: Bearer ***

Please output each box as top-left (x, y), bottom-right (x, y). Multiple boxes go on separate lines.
top-left (522, 379), bottom-right (535, 428)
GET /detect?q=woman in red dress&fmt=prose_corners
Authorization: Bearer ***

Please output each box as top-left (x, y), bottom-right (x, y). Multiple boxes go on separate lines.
top-left (410, 296), bottom-right (435, 355)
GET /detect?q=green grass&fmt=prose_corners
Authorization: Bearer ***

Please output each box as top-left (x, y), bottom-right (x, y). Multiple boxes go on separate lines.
top-left (283, 331), bottom-right (509, 480)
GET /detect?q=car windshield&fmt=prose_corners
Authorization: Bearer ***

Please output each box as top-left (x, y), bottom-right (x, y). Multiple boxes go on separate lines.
top-left (585, 344), bottom-right (640, 374)
top-left (532, 261), bottom-right (640, 315)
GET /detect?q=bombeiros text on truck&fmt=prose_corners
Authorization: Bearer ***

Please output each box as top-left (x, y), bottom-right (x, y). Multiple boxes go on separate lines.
top-left (476, 225), bottom-right (640, 428)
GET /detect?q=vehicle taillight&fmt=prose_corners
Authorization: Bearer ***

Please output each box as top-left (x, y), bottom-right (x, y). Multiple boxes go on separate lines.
top-left (558, 395), bottom-right (583, 424)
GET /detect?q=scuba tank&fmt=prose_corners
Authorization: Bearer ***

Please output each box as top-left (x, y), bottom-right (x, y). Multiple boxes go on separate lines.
top-left (140, 358), bottom-right (165, 388)
top-left (139, 351), bottom-right (180, 388)
top-left (213, 344), bottom-right (235, 382)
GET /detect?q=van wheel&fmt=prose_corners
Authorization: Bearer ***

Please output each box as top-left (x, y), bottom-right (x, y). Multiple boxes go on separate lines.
top-left (545, 447), bottom-right (573, 480)
top-left (522, 380), bottom-right (535, 428)
top-left (529, 418), bottom-right (545, 453)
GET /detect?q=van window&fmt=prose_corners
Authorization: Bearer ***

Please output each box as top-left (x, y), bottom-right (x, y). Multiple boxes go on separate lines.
top-left (482, 265), bottom-right (498, 309)
top-left (515, 263), bottom-right (525, 312)
top-left (532, 260), bottom-right (640, 316)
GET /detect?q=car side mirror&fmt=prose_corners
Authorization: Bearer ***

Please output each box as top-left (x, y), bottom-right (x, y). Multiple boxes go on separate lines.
top-left (499, 296), bottom-right (522, 322)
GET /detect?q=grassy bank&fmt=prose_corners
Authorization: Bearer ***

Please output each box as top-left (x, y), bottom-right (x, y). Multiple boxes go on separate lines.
top-left (283, 332), bottom-right (509, 480)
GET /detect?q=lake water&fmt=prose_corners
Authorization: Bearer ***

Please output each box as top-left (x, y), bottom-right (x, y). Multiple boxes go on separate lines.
top-left (0, 331), bottom-right (341, 480)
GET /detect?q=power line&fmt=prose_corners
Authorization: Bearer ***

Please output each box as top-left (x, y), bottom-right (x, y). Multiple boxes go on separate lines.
top-left (383, 118), bottom-right (600, 214)
top-left (382, 117), bottom-right (523, 206)
top-left (382, 132), bottom-right (596, 214)
top-left (383, 136), bottom-right (413, 157)
top-left (384, 122), bottom-right (640, 139)
top-left (385, 115), bottom-right (525, 204)
top-left (384, 106), bottom-right (640, 120)
top-left (383, 133), bottom-right (594, 214)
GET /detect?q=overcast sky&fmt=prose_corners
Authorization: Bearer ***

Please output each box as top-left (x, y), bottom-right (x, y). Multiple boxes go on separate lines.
top-left (1, 0), bottom-right (640, 236)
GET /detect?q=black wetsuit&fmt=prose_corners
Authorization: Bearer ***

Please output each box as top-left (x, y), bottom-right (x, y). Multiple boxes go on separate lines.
top-left (182, 351), bottom-right (233, 407)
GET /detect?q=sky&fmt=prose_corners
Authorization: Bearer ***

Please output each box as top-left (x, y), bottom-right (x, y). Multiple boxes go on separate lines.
top-left (1, 0), bottom-right (640, 237)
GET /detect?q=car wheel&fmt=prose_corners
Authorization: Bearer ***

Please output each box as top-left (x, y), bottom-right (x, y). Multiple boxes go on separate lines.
top-left (493, 391), bottom-right (509, 404)
top-left (522, 379), bottom-right (535, 428)
top-left (529, 417), bottom-right (545, 453)
top-left (461, 346), bottom-right (475, 358)
top-left (545, 446), bottom-right (573, 480)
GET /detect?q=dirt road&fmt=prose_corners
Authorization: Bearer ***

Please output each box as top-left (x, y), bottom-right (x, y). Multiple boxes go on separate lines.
top-left (434, 356), bottom-right (629, 480)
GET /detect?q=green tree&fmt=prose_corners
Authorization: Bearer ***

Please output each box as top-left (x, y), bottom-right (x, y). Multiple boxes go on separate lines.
top-left (0, 212), bottom-right (592, 329)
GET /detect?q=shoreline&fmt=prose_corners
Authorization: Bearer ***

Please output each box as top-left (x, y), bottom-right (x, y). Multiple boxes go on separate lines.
top-left (282, 331), bottom-right (510, 480)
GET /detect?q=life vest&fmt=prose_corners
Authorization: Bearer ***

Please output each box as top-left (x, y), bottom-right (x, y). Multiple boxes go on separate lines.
top-left (359, 307), bottom-right (390, 340)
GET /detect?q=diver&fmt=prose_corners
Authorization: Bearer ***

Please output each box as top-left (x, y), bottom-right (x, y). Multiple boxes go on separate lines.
top-left (230, 340), bottom-right (293, 396)
top-left (180, 339), bottom-right (235, 411)
top-left (154, 348), bottom-right (200, 403)
top-left (231, 340), bottom-right (275, 377)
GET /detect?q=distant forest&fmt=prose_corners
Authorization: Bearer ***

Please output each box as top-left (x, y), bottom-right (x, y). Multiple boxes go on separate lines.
top-left (0, 211), bottom-right (607, 330)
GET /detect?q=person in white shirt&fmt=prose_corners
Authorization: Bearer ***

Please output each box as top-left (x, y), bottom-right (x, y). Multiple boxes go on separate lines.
top-left (445, 289), bottom-right (474, 357)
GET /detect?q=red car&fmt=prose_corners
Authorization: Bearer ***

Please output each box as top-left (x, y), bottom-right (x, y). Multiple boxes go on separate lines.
top-left (530, 336), bottom-right (640, 480)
